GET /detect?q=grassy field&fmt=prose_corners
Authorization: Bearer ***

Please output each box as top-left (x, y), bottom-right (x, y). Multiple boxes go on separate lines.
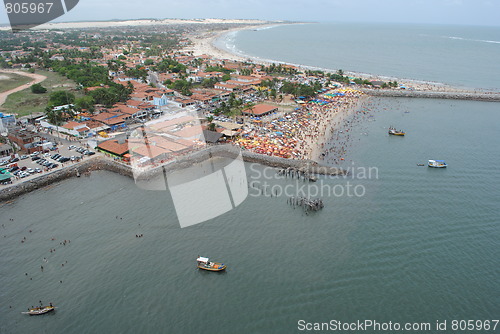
top-left (0, 72), bottom-right (32, 94)
top-left (1, 70), bottom-right (84, 117)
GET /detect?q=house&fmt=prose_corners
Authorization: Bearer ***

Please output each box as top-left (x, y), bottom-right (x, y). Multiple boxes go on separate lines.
top-left (96, 139), bottom-right (129, 159)
top-left (91, 112), bottom-right (128, 131)
top-left (0, 143), bottom-right (13, 158)
top-left (242, 104), bottom-right (278, 117)
top-left (214, 83), bottom-right (241, 92)
top-left (62, 121), bottom-right (91, 137)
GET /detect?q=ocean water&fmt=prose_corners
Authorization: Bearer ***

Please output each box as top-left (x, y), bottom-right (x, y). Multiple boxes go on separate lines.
top-left (218, 23), bottom-right (500, 90)
top-left (1, 98), bottom-right (499, 333)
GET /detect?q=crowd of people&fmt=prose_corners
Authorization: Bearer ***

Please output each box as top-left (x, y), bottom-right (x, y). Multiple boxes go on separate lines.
top-left (233, 88), bottom-right (366, 164)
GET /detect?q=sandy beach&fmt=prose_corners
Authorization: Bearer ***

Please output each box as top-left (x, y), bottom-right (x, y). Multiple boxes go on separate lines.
top-left (182, 24), bottom-right (482, 94)
top-left (0, 18), bottom-right (270, 31)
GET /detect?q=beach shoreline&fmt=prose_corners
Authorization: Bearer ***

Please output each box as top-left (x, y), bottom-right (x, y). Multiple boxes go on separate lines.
top-left (184, 24), bottom-right (500, 95)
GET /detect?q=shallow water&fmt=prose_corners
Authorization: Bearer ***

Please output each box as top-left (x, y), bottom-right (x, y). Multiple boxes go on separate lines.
top-left (1, 97), bottom-right (499, 333)
top-left (220, 23), bottom-right (500, 90)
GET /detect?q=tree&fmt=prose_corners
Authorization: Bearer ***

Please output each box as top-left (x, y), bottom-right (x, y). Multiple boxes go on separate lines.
top-left (31, 83), bottom-right (47, 94)
top-left (206, 116), bottom-right (216, 131)
top-left (44, 106), bottom-right (64, 126)
top-left (74, 96), bottom-right (95, 112)
top-left (49, 90), bottom-right (75, 107)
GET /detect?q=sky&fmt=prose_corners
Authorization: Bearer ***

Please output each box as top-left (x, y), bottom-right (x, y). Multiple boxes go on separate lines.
top-left (1, 0), bottom-right (499, 27)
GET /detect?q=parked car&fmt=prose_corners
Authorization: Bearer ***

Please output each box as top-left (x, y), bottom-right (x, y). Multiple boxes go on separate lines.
top-left (85, 151), bottom-right (95, 156)
top-left (27, 168), bottom-right (35, 174)
top-left (30, 151), bottom-right (40, 157)
top-left (9, 157), bottom-right (19, 163)
top-left (32, 156), bottom-right (41, 161)
top-left (20, 166), bottom-right (27, 171)
top-left (35, 168), bottom-right (42, 173)
top-left (20, 155), bottom-right (29, 160)
top-left (8, 166), bottom-right (19, 172)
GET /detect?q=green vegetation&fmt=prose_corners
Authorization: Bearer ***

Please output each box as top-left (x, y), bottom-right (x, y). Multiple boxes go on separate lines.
top-left (205, 66), bottom-right (233, 74)
top-left (0, 72), bottom-right (31, 93)
top-left (49, 90), bottom-right (75, 107)
top-left (382, 81), bottom-right (399, 88)
top-left (280, 81), bottom-right (323, 97)
top-left (49, 60), bottom-right (109, 87)
top-left (87, 85), bottom-right (132, 107)
top-left (262, 63), bottom-right (298, 75)
top-left (154, 57), bottom-right (186, 73)
top-left (74, 96), bottom-right (95, 112)
top-left (30, 83), bottom-right (47, 94)
top-left (2, 70), bottom-right (82, 117)
top-left (214, 94), bottom-right (246, 118)
top-left (168, 79), bottom-right (192, 96)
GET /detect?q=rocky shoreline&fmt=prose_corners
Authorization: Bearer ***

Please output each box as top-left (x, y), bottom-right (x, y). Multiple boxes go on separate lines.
top-left (361, 88), bottom-right (500, 102)
top-left (0, 149), bottom-right (346, 202)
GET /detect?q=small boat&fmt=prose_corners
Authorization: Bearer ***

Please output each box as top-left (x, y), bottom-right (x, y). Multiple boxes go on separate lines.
top-left (22, 305), bottom-right (55, 315)
top-left (388, 127), bottom-right (405, 136)
top-left (197, 256), bottom-right (226, 271)
top-left (428, 160), bottom-right (447, 168)
top-left (417, 164), bottom-right (425, 166)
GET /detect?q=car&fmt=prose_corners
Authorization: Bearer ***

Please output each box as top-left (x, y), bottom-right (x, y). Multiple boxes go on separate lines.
top-left (44, 153), bottom-right (51, 157)
top-left (9, 157), bottom-right (19, 163)
top-left (32, 156), bottom-right (41, 161)
top-left (35, 168), bottom-right (42, 173)
top-left (0, 160), bottom-right (9, 166)
top-left (27, 168), bottom-right (35, 174)
top-left (50, 146), bottom-right (58, 151)
top-left (20, 155), bottom-right (29, 160)
top-left (60, 157), bottom-right (70, 163)
top-left (85, 151), bottom-right (95, 156)
top-left (30, 151), bottom-right (40, 157)
top-left (52, 154), bottom-right (61, 160)
top-left (8, 166), bottom-right (19, 172)
top-left (20, 166), bottom-right (27, 171)
top-left (68, 145), bottom-right (76, 150)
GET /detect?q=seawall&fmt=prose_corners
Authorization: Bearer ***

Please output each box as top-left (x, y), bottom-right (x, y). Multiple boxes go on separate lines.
top-left (0, 150), bottom-right (345, 202)
top-left (361, 89), bottom-right (500, 102)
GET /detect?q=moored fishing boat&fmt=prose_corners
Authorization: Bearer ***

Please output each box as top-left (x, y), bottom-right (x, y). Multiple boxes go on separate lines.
top-left (22, 305), bottom-right (55, 315)
top-left (196, 256), bottom-right (226, 271)
top-left (428, 160), bottom-right (447, 168)
top-left (388, 127), bottom-right (405, 136)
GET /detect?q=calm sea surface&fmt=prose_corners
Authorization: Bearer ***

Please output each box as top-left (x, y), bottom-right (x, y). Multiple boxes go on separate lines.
top-left (218, 23), bottom-right (500, 90)
top-left (1, 23), bottom-right (500, 334)
top-left (1, 98), bottom-right (499, 333)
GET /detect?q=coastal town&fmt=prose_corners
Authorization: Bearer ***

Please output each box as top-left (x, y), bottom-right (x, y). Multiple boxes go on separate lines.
top-left (1, 20), bottom-right (498, 190)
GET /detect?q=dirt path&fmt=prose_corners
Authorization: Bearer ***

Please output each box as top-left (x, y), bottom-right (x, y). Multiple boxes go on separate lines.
top-left (0, 69), bottom-right (47, 107)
